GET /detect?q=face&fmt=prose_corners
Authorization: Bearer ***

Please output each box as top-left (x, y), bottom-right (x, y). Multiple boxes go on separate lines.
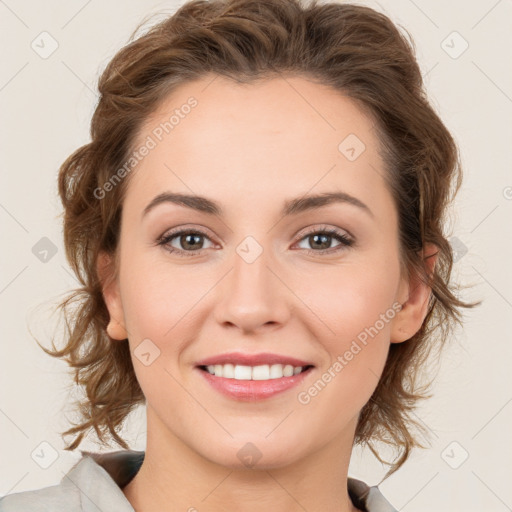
top-left (101, 74), bottom-right (432, 470)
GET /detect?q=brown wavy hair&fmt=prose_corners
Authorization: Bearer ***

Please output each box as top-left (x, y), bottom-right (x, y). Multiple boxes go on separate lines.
top-left (38, 0), bottom-right (479, 480)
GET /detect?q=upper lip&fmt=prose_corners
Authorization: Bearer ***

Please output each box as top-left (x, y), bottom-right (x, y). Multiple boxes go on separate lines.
top-left (195, 352), bottom-right (315, 368)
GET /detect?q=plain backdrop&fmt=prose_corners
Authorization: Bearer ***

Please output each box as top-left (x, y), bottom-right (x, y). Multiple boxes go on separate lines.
top-left (1, 0), bottom-right (511, 510)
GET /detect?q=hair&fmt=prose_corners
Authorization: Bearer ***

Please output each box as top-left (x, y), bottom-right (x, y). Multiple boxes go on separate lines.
top-left (38, 0), bottom-right (479, 480)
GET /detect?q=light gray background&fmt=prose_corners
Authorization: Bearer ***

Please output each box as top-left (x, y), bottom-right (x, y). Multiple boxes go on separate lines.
top-left (1, 0), bottom-right (511, 510)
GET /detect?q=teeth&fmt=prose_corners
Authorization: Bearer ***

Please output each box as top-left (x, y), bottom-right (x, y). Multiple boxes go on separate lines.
top-left (252, 365), bottom-right (270, 380)
top-left (235, 365), bottom-right (252, 380)
top-left (204, 363), bottom-right (307, 380)
top-left (220, 363), bottom-right (234, 378)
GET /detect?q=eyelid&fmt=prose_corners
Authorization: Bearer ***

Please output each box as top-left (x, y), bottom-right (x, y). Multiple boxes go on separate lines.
top-left (296, 223), bottom-right (353, 241)
top-left (157, 224), bottom-right (217, 242)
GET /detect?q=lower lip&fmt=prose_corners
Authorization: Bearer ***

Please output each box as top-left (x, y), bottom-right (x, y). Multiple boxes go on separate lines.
top-left (196, 366), bottom-right (314, 401)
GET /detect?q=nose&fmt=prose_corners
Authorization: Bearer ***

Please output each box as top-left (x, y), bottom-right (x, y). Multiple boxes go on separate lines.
top-left (213, 248), bottom-right (291, 334)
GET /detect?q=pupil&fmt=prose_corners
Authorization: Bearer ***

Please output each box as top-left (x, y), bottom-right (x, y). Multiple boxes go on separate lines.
top-left (183, 234), bottom-right (202, 249)
top-left (311, 234), bottom-right (330, 250)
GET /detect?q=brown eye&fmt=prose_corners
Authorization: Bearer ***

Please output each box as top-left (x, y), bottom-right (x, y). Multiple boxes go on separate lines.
top-left (158, 229), bottom-right (214, 257)
top-left (295, 227), bottom-right (354, 255)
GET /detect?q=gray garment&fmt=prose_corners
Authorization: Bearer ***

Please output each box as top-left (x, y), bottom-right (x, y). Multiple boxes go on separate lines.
top-left (0, 450), bottom-right (398, 511)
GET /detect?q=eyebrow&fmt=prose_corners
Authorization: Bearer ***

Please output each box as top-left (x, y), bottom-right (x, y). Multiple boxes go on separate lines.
top-left (142, 191), bottom-right (374, 219)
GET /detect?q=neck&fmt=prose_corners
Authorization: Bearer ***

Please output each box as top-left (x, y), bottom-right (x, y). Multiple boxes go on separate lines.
top-left (123, 408), bottom-right (362, 512)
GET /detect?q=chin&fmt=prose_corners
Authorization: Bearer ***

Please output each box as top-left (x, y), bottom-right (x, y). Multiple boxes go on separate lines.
top-left (197, 436), bottom-right (304, 471)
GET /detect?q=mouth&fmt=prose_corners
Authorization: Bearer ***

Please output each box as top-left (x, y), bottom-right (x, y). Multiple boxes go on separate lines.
top-left (195, 363), bottom-right (315, 401)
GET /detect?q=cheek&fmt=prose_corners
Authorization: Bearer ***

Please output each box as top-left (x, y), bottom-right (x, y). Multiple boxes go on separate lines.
top-left (305, 256), bottom-right (400, 379)
top-left (119, 246), bottom-right (207, 340)
top-left (294, 263), bottom-right (400, 431)
top-left (117, 251), bottom-right (201, 403)
top-left (311, 256), bottom-right (400, 339)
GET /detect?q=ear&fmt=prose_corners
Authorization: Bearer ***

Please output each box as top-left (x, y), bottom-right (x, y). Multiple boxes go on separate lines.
top-left (390, 243), bottom-right (438, 344)
top-left (97, 251), bottom-right (128, 340)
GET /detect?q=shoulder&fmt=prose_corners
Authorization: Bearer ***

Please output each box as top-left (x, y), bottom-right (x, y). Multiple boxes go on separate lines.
top-left (348, 477), bottom-right (398, 512)
top-left (0, 470), bottom-right (81, 511)
top-left (0, 451), bottom-right (139, 512)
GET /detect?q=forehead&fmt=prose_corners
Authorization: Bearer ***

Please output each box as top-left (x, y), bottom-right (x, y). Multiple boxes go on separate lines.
top-left (125, 74), bottom-right (391, 219)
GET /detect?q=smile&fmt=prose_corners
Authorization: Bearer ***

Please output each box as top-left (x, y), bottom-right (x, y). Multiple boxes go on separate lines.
top-left (200, 363), bottom-right (313, 380)
top-left (197, 364), bottom-right (315, 401)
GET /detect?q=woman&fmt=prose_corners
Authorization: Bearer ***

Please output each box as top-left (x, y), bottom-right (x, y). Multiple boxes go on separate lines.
top-left (0, 0), bottom-right (477, 510)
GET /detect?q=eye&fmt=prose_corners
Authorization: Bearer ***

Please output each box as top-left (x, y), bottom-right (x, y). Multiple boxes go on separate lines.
top-left (294, 226), bottom-right (354, 255)
top-left (157, 228), bottom-right (215, 257)
top-left (157, 225), bottom-right (354, 258)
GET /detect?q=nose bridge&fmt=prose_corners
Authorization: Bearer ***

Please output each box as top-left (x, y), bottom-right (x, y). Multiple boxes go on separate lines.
top-left (214, 238), bottom-right (290, 332)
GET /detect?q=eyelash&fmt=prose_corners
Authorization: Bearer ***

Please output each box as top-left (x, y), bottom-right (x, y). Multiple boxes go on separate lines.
top-left (156, 225), bottom-right (354, 258)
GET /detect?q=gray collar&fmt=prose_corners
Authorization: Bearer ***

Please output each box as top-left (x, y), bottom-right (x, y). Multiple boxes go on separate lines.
top-left (71, 449), bottom-right (397, 512)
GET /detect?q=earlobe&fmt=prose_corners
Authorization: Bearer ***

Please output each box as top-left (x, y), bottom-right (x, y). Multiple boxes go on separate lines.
top-left (390, 243), bottom-right (438, 344)
top-left (106, 317), bottom-right (128, 340)
top-left (97, 251), bottom-right (128, 341)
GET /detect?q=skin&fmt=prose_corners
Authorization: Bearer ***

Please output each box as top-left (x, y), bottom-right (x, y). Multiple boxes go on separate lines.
top-left (99, 74), bottom-right (436, 512)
